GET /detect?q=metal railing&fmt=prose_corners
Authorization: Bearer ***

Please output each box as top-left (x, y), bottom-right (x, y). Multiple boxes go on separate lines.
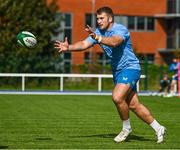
top-left (0, 73), bottom-right (145, 92)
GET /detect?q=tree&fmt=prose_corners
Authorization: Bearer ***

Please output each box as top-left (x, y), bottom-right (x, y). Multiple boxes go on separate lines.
top-left (0, 0), bottom-right (63, 73)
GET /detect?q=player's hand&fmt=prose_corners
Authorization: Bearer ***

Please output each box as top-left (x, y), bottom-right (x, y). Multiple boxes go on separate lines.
top-left (85, 25), bottom-right (96, 39)
top-left (54, 37), bottom-right (69, 53)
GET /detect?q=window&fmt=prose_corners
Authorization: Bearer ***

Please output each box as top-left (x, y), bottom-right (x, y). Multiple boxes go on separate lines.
top-left (64, 52), bottom-right (71, 59)
top-left (137, 17), bottom-right (145, 30)
top-left (147, 17), bottom-right (155, 31)
top-left (85, 14), bottom-right (92, 27)
top-left (114, 16), bottom-right (128, 26)
top-left (85, 13), bottom-right (97, 28)
top-left (61, 52), bottom-right (71, 73)
top-left (52, 13), bottom-right (72, 73)
top-left (84, 52), bottom-right (91, 64)
top-left (146, 54), bottom-right (155, 63)
top-left (128, 16), bottom-right (155, 31)
top-left (65, 14), bottom-right (71, 26)
top-left (96, 52), bottom-right (109, 66)
top-left (114, 15), bottom-right (155, 31)
top-left (167, 0), bottom-right (178, 13)
top-left (137, 54), bottom-right (155, 63)
top-left (128, 16), bottom-right (135, 30)
top-left (85, 14), bottom-right (155, 32)
top-left (64, 61), bottom-right (71, 73)
top-left (53, 13), bottom-right (72, 43)
top-left (84, 52), bottom-right (109, 66)
top-left (64, 29), bottom-right (72, 43)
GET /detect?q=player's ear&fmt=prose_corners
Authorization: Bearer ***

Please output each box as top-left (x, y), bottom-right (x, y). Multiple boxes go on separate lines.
top-left (108, 16), bottom-right (113, 23)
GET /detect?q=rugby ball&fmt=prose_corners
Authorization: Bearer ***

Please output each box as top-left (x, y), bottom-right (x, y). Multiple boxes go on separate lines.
top-left (16, 31), bottom-right (37, 48)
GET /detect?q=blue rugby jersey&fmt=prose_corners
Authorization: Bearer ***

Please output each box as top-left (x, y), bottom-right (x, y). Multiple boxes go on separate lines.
top-left (85, 23), bottom-right (141, 71)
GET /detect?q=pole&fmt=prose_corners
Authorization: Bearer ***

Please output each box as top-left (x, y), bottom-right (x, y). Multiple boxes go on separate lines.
top-left (89, 0), bottom-right (96, 73)
top-left (92, 0), bottom-right (96, 29)
top-left (144, 55), bottom-right (148, 91)
top-left (178, 60), bottom-right (180, 97)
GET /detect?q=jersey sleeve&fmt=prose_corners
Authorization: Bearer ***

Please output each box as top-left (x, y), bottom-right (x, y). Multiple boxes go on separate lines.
top-left (113, 25), bottom-right (130, 41)
top-left (85, 36), bottom-right (97, 45)
top-left (85, 29), bottom-right (99, 45)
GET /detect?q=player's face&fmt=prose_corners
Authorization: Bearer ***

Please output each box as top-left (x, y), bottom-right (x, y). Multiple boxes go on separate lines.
top-left (96, 12), bottom-right (113, 30)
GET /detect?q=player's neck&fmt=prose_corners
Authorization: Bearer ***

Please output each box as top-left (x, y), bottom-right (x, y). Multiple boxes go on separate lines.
top-left (107, 22), bottom-right (114, 31)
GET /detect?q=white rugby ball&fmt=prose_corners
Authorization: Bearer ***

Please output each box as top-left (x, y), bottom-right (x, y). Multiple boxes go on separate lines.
top-left (16, 31), bottom-right (37, 48)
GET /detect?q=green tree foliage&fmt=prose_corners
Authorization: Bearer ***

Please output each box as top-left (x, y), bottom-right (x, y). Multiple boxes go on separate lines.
top-left (0, 0), bottom-right (63, 73)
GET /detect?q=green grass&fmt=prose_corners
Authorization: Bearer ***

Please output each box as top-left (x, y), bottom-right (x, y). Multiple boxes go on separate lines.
top-left (0, 95), bottom-right (180, 149)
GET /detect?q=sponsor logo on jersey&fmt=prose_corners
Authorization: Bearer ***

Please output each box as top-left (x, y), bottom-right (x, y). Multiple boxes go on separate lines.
top-left (122, 77), bottom-right (128, 81)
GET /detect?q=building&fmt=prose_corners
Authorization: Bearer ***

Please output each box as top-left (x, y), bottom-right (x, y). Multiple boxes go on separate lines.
top-left (52, 0), bottom-right (180, 73)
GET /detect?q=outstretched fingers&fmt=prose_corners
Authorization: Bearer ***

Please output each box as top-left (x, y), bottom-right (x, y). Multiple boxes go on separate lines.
top-left (54, 40), bottom-right (63, 53)
top-left (54, 41), bottom-right (61, 49)
top-left (85, 25), bottom-right (96, 39)
top-left (54, 38), bottom-right (69, 53)
top-left (85, 25), bottom-right (94, 34)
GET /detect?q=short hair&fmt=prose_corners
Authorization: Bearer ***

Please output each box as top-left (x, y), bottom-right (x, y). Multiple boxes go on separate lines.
top-left (96, 6), bottom-right (114, 22)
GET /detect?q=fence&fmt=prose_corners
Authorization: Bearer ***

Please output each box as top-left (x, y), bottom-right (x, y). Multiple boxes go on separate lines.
top-left (0, 73), bottom-right (145, 93)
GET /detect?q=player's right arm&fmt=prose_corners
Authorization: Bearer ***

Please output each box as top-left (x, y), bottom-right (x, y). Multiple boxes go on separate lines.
top-left (54, 37), bottom-right (93, 53)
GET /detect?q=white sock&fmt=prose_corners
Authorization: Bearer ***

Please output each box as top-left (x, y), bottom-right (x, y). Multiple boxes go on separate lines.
top-left (150, 119), bottom-right (161, 132)
top-left (122, 119), bottom-right (131, 131)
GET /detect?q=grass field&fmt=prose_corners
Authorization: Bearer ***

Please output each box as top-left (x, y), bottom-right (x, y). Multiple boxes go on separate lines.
top-left (0, 95), bottom-right (180, 149)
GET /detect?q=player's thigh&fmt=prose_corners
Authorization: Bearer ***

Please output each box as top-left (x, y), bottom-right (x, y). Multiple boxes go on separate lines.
top-left (112, 83), bottom-right (131, 103)
top-left (112, 69), bottom-right (141, 103)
